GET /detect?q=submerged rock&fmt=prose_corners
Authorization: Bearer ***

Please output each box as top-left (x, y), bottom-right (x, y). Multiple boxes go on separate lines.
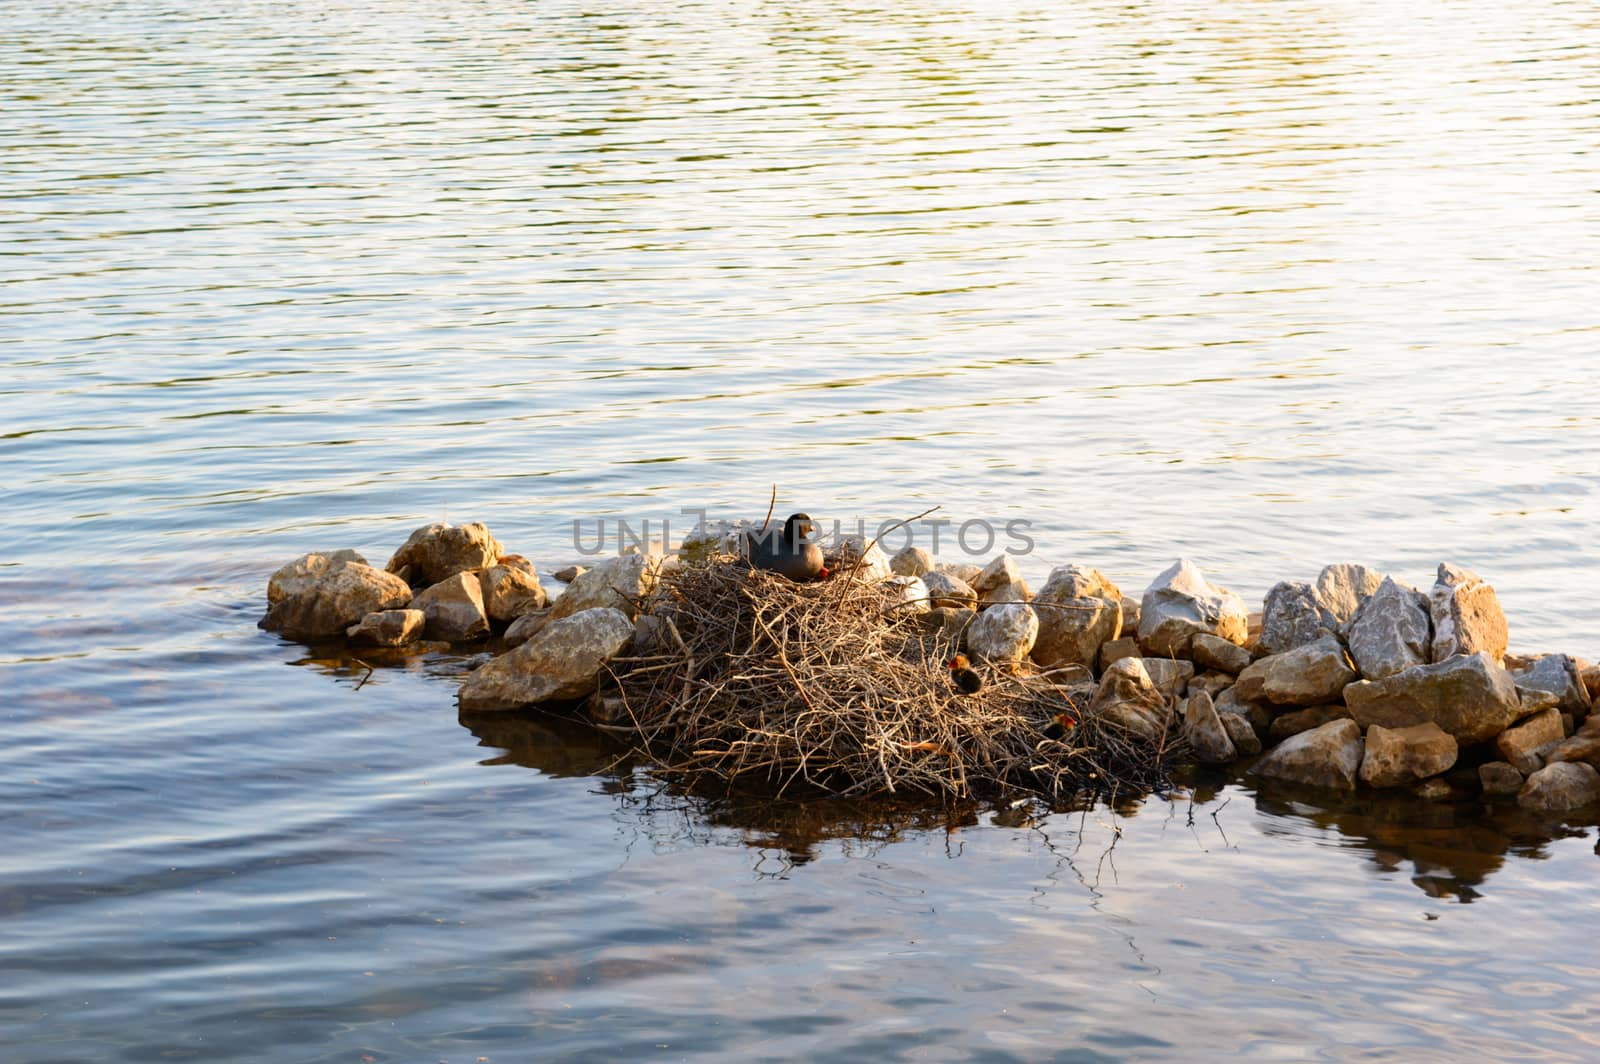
top-left (1191, 633), bottom-right (1252, 677)
top-left (550, 554), bottom-right (662, 622)
top-left (267, 549), bottom-right (367, 605)
top-left (967, 603), bottom-right (1038, 665)
top-left (1031, 565), bottom-right (1122, 671)
top-left (1343, 652), bottom-right (1523, 744)
top-left (261, 563), bottom-right (414, 640)
top-left (1091, 657), bottom-right (1171, 743)
top-left (1359, 722), bottom-right (1458, 788)
top-left (1517, 761), bottom-right (1600, 813)
top-left (458, 607), bottom-right (634, 711)
top-left (479, 563), bottom-right (548, 623)
top-left (1343, 577), bottom-right (1431, 680)
top-left (1496, 708), bottom-right (1564, 776)
top-left (1251, 719), bottom-right (1363, 791)
top-left (890, 546), bottom-right (935, 578)
top-left (386, 522), bottom-right (503, 587)
top-left (346, 608), bottom-right (425, 647)
top-left (1478, 761), bottom-right (1525, 796)
top-left (1183, 691), bottom-right (1236, 764)
top-left (1138, 559), bottom-right (1249, 657)
top-left (1429, 563), bottom-right (1508, 665)
top-left (1232, 635), bottom-right (1358, 707)
top-left (411, 571), bottom-right (491, 641)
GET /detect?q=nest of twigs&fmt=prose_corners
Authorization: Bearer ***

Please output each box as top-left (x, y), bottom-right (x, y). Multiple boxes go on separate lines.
top-left (597, 558), bottom-right (1178, 804)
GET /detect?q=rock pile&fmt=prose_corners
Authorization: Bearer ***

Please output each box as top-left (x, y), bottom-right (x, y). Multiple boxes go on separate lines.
top-left (260, 524), bottom-right (1600, 815)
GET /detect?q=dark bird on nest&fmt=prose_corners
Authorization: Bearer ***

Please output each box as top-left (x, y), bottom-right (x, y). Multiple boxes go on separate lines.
top-left (744, 512), bottom-right (828, 583)
top-left (1041, 710), bottom-right (1079, 741)
top-left (945, 653), bottom-right (984, 694)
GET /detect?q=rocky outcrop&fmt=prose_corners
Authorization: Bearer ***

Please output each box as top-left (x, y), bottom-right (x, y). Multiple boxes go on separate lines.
top-left (479, 564), bottom-right (547, 623)
top-left (1343, 577), bottom-right (1431, 680)
top-left (1138, 560), bottom-right (1249, 657)
top-left (550, 554), bottom-right (662, 621)
top-left (1191, 633), bottom-right (1252, 676)
top-left (1514, 654), bottom-right (1592, 718)
top-left (411, 572), bottom-right (491, 641)
top-left (922, 571), bottom-right (978, 610)
top-left (261, 563), bottom-right (414, 639)
top-left (386, 522), bottom-right (502, 587)
top-left (1251, 719), bottom-right (1363, 791)
top-left (1517, 761), bottom-right (1600, 812)
top-left (1183, 691), bottom-right (1235, 763)
top-left (1429, 563), bottom-right (1508, 665)
top-left (1496, 708), bottom-right (1564, 776)
top-left (346, 608), bottom-right (425, 647)
top-left (1315, 564), bottom-right (1385, 626)
top-left (890, 546), bottom-right (934, 578)
top-left (1343, 652), bottom-right (1523, 744)
top-left (1258, 564), bottom-right (1382, 656)
top-left (1030, 565), bottom-right (1122, 671)
top-left (267, 549), bottom-right (367, 605)
top-left (967, 603), bottom-right (1038, 664)
top-left (458, 607), bottom-right (634, 711)
top-left (1232, 635), bottom-right (1358, 707)
top-left (1359, 722), bottom-right (1458, 788)
top-left (1090, 657), bottom-right (1171, 743)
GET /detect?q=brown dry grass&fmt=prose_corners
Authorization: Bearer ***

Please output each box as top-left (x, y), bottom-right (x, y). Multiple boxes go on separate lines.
top-left (597, 559), bottom-right (1177, 803)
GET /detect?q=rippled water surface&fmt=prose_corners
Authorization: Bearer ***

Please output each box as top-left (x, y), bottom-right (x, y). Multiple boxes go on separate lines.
top-left (4, 1), bottom-right (1600, 1060)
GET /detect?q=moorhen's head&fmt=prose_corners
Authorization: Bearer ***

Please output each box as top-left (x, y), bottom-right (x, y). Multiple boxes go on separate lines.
top-left (784, 513), bottom-right (816, 542)
top-left (945, 654), bottom-right (971, 671)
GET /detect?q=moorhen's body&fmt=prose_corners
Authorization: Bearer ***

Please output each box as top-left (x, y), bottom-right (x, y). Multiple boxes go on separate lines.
top-left (744, 512), bottom-right (827, 583)
top-left (1041, 710), bottom-right (1078, 741)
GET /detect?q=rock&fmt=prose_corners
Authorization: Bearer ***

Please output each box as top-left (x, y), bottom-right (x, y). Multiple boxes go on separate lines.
top-left (1232, 636), bottom-right (1358, 707)
top-left (1517, 761), bottom-right (1600, 813)
top-left (675, 527), bottom-right (725, 566)
top-left (1359, 722), bottom-right (1458, 788)
top-left (1414, 778), bottom-right (1454, 801)
top-left (1030, 565), bottom-right (1123, 671)
top-left (1218, 710), bottom-right (1262, 756)
top-left (1496, 708), bottom-right (1565, 775)
top-left (922, 571), bottom-right (978, 610)
top-left (1042, 663), bottom-right (1096, 686)
top-left (1584, 664), bottom-right (1600, 702)
top-left (973, 554), bottom-right (1026, 595)
top-left (1189, 670), bottom-right (1234, 699)
top-left (1251, 719), bottom-right (1364, 791)
top-left (1215, 686), bottom-right (1272, 739)
top-left (1259, 581), bottom-right (1339, 655)
top-left (1183, 691), bottom-right (1236, 764)
top-left (966, 603), bottom-right (1038, 665)
top-left (1119, 596), bottom-right (1141, 634)
top-left (1429, 563), bottom-right (1508, 665)
top-left (479, 564), bottom-right (548, 623)
top-left (261, 563), bottom-right (414, 639)
top-left (936, 561), bottom-right (984, 585)
top-left (1343, 577), bottom-right (1431, 680)
top-left (890, 546), bottom-right (935, 578)
top-left (586, 690), bottom-right (629, 726)
top-left (1090, 657), bottom-right (1171, 743)
top-left (921, 606), bottom-right (974, 642)
top-left (883, 575), bottom-right (931, 617)
top-left (346, 608), bottom-right (426, 647)
top-left (1141, 658), bottom-right (1195, 700)
top-left (1098, 637), bottom-right (1140, 672)
top-left (1138, 559), bottom-right (1249, 657)
top-left (497, 554), bottom-right (537, 575)
top-left (386, 522), bottom-right (502, 587)
top-left (553, 565), bottom-right (586, 584)
top-left (829, 535), bottom-right (892, 582)
top-left (1343, 652), bottom-right (1523, 744)
top-left (1514, 654), bottom-right (1592, 717)
top-left (1191, 633), bottom-right (1252, 676)
top-left (980, 578), bottom-right (1033, 609)
top-left (1544, 733), bottom-right (1600, 771)
top-left (1269, 705), bottom-right (1351, 743)
top-left (458, 607), bottom-right (635, 711)
top-left (410, 572), bottom-right (491, 641)
top-left (503, 608), bottom-right (553, 649)
top-left (1478, 762), bottom-right (1524, 796)
top-left (550, 554), bottom-right (661, 621)
top-left (1314, 564), bottom-right (1385, 626)
top-left (267, 549), bottom-right (367, 605)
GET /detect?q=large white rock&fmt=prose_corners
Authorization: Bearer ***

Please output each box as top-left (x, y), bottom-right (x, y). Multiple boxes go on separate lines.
top-left (458, 607), bottom-right (635, 711)
top-left (966, 603), bottom-right (1038, 665)
top-left (972, 554), bottom-right (1026, 595)
top-left (550, 554), bottom-right (662, 621)
top-left (1343, 652), bottom-right (1523, 744)
top-left (1343, 577), bottom-right (1431, 680)
top-left (261, 562), bottom-right (414, 639)
top-left (1314, 564), bottom-right (1385, 626)
top-left (1030, 564), bottom-right (1122, 671)
top-left (829, 535), bottom-right (892, 582)
top-left (1232, 635), bottom-right (1358, 707)
top-left (882, 575), bottom-right (931, 617)
top-left (410, 571), bottom-right (491, 641)
top-left (1138, 560), bottom-right (1249, 657)
top-left (1090, 657), bottom-right (1171, 743)
top-left (922, 571), bottom-right (978, 610)
top-left (386, 522), bottom-right (503, 587)
top-left (1251, 718), bottom-right (1364, 791)
top-left (889, 546), bottom-right (935, 578)
top-left (1429, 563), bottom-right (1508, 665)
top-left (267, 549), bottom-right (367, 605)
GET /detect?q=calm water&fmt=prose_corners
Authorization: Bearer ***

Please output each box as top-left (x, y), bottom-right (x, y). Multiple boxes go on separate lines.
top-left (4, 0), bottom-right (1600, 1059)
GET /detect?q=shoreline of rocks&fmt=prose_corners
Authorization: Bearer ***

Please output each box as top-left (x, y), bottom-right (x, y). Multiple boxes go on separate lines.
top-left (259, 521), bottom-right (1600, 814)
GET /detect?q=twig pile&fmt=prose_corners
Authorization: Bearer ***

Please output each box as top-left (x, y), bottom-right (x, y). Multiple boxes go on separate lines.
top-left (599, 560), bottom-right (1178, 803)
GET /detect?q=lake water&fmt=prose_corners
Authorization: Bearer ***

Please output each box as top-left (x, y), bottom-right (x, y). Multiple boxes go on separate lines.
top-left (4, 0), bottom-right (1600, 1059)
